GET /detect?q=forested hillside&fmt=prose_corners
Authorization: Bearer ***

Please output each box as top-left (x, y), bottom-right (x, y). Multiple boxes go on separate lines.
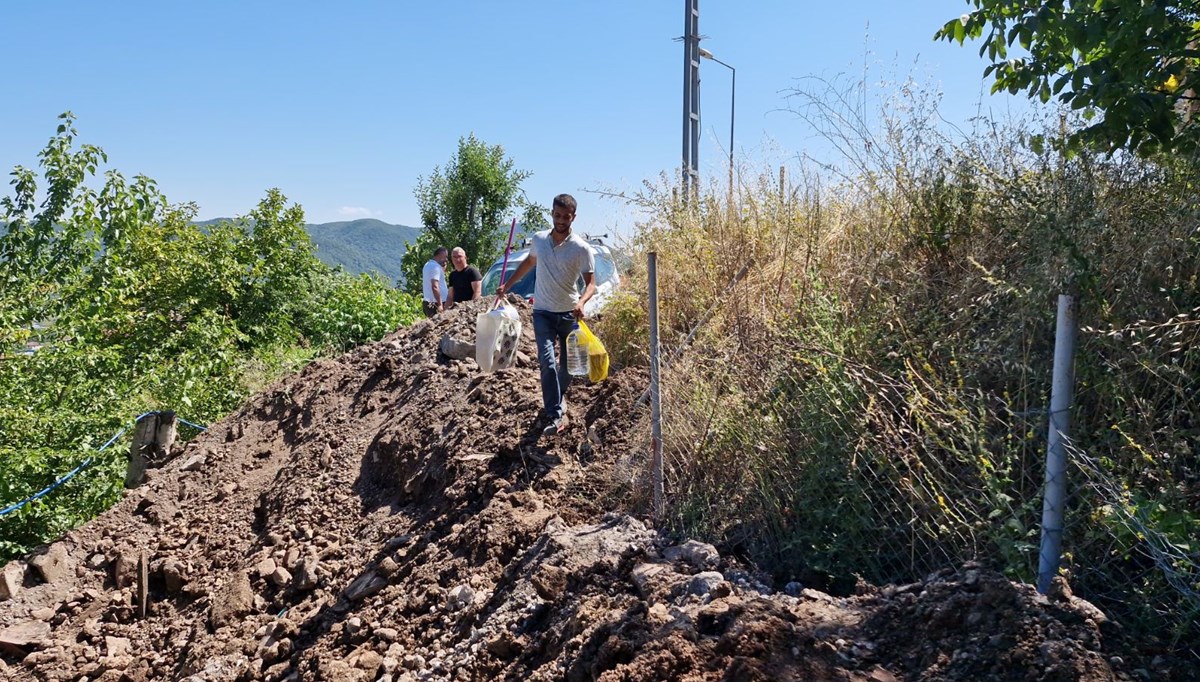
top-left (194, 218), bottom-right (421, 284)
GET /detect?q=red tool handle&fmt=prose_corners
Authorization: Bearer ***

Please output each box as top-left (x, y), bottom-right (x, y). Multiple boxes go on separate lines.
top-left (494, 217), bottom-right (518, 308)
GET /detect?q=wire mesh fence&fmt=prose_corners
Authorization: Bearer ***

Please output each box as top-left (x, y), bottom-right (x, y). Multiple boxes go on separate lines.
top-left (647, 294), bottom-right (1199, 657)
top-left (1068, 442), bottom-right (1200, 651)
top-left (656, 341), bottom-right (1042, 584)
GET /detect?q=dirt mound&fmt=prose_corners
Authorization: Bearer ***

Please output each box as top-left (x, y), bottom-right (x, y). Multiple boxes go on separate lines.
top-left (0, 298), bottom-right (1178, 681)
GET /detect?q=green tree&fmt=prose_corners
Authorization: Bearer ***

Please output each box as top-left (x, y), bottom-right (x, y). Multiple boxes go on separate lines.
top-left (937, 1), bottom-right (1200, 154)
top-left (231, 189), bottom-right (322, 345)
top-left (0, 114), bottom-right (421, 562)
top-left (401, 134), bottom-right (546, 295)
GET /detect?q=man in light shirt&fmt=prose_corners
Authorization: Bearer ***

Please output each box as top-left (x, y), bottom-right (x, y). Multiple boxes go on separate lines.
top-left (497, 194), bottom-right (595, 436)
top-left (422, 246), bottom-right (449, 318)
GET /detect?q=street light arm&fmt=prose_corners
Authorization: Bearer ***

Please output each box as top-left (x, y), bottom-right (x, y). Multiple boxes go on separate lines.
top-left (699, 47), bottom-right (734, 71)
top-left (699, 46), bottom-right (737, 201)
top-left (707, 55), bottom-right (735, 72)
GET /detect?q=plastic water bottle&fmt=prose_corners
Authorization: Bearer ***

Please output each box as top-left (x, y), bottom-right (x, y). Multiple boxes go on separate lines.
top-left (566, 324), bottom-right (589, 377)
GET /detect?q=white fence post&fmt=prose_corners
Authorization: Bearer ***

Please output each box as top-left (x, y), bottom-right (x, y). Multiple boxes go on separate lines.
top-left (1038, 294), bottom-right (1078, 594)
top-left (648, 252), bottom-right (664, 522)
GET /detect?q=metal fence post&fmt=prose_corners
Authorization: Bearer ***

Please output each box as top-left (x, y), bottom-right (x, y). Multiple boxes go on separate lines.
top-left (1038, 294), bottom-right (1078, 593)
top-left (648, 252), bottom-right (664, 522)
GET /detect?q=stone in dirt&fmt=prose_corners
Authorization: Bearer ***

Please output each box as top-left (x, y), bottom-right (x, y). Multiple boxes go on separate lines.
top-left (113, 551), bottom-right (138, 589)
top-left (269, 566), bottom-right (292, 587)
top-left (29, 607), bottom-right (56, 622)
top-left (255, 557), bottom-right (277, 578)
top-left (161, 559), bottom-right (186, 594)
top-left (27, 543), bottom-right (71, 585)
top-left (179, 454), bottom-right (206, 472)
top-left (663, 539), bottom-right (720, 570)
top-left (630, 562), bottom-right (673, 600)
top-left (0, 621), bottom-right (50, 653)
top-left (85, 552), bottom-right (107, 570)
top-left (0, 562), bottom-right (24, 601)
top-left (686, 571), bottom-right (730, 598)
top-left (345, 571), bottom-right (386, 601)
top-left (293, 557), bottom-right (319, 591)
top-left (209, 572), bottom-right (253, 630)
top-left (105, 635), bottom-right (131, 657)
top-left (446, 584), bottom-right (474, 611)
top-left (348, 645), bottom-right (383, 672)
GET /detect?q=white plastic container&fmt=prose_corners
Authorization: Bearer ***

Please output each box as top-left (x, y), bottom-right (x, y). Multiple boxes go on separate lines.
top-left (565, 324), bottom-right (589, 377)
top-left (476, 304), bottom-right (521, 373)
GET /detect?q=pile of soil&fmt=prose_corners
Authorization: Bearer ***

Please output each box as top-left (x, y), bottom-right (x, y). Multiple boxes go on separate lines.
top-left (0, 298), bottom-right (1182, 681)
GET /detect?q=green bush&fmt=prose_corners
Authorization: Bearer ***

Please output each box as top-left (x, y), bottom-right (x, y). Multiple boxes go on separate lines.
top-left (298, 270), bottom-right (421, 352)
top-left (0, 114), bottom-right (421, 562)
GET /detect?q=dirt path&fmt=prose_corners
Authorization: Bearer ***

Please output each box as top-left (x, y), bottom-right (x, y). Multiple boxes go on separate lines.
top-left (0, 298), bottom-right (1176, 681)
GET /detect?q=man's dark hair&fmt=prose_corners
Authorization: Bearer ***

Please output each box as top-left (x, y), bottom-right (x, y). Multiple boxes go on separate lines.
top-left (433, 246), bottom-right (448, 258)
top-left (552, 194), bottom-right (577, 213)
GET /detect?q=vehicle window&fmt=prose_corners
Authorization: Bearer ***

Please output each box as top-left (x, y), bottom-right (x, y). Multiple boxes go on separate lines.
top-left (481, 246), bottom-right (617, 298)
top-left (482, 263), bottom-right (536, 297)
top-left (573, 253), bottom-right (615, 292)
top-left (593, 253), bottom-right (616, 285)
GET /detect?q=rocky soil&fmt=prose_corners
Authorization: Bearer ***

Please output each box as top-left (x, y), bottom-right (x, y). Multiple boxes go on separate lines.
top-left (0, 298), bottom-right (1183, 681)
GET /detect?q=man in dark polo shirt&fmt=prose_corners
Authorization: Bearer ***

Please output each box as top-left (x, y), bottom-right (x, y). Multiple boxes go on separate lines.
top-left (446, 247), bottom-right (482, 308)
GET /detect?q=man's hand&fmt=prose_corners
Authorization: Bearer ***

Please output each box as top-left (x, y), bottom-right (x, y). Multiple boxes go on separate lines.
top-left (574, 272), bottom-right (595, 320)
top-left (495, 283), bottom-right (507, 298)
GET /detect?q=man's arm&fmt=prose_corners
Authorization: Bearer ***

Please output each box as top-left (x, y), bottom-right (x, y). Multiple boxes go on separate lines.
top-left (445, 284), bottom-right (456, 308)
top-left (496, 255), bottom-right (536, 297)
top-left (470, 279), bottom-right (482, 300)
top-left (573, 271), bottom-right (596, 319)
top-left (430, 279), bottom-right (444, 309)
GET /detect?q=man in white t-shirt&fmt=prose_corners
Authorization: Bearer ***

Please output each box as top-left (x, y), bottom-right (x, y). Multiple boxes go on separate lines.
top-left (421, 246), bottom-right (449, 318)
top-left (497, 194), bottom-right (595, 436)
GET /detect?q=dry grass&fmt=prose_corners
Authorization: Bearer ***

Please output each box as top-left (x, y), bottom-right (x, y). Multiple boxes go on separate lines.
top-left (598, 90), bottom-right (1200, 656)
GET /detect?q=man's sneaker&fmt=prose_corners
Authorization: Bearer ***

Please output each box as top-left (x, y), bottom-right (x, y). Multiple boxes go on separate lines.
top-left (542, 414), bottom-right (568, 436)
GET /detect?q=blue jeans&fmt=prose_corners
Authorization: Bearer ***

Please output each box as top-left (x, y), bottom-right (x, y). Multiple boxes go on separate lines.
top-left (532, 309), bottom-right (576, 421)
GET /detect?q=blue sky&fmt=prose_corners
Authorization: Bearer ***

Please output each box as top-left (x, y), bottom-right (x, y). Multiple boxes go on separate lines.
top-left (2, 1), bottom-right (1032, 236)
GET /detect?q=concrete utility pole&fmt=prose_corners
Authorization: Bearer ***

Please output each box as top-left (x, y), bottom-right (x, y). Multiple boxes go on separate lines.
top-left (125, 411), bottom-right (177, 488)
top-left (682, 0), bottom-right (700, 198)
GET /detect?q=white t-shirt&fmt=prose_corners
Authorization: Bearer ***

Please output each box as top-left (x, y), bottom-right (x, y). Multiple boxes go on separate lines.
top-left (532, 230), bottom-right (595, 313)
top-left (422, 259), bottom-right (447, 303)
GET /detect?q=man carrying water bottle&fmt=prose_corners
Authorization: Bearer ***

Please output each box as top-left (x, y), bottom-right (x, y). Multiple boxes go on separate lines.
top-left (496, 194), bottom-right (595, 436)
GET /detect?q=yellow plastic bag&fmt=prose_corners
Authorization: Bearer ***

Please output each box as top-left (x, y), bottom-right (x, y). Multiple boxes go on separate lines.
top-left (575, 320), bottom-right (609, 382)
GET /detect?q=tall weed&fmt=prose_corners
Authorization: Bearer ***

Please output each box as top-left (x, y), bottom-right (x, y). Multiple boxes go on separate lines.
top-left (605, 81), bottom-right (1200, 656)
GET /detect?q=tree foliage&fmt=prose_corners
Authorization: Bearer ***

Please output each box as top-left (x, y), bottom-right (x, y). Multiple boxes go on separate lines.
top-left (0, 113), bottom-right (419, 561)
top-left (937, 1), bottom-right (1200, 154)
top-left (401, 134), bottom-right (546, 294)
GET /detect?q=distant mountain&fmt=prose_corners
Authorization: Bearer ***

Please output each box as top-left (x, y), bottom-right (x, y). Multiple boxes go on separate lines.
top-left (196, 217), bottom-right (422, 284)
top-left (305, 219), bottom-right (421, 284)
top-left (2, 218), bottom-right (423, 284)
